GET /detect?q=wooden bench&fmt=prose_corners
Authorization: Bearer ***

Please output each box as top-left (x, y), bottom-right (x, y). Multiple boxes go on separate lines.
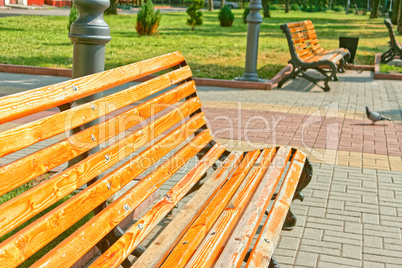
top-left (279, 20), bottom-right (351, 91)
top-left (0, 52), bottom-right (312, 268)
top-left (380, 19), bottom-right (402, 64)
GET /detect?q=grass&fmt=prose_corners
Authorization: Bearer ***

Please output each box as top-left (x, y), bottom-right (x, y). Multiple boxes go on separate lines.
top-left (0, 10), bottom-right (400, 79)
top-left (380, 63), bottom-right (402, 73)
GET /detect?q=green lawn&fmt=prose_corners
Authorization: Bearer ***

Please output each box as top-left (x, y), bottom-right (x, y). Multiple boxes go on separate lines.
top-left (0, 10), bottom-right (400, 79)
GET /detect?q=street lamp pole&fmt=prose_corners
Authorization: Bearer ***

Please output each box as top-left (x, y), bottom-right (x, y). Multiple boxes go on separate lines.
top-left (237, 0), bottom-right (265, 82)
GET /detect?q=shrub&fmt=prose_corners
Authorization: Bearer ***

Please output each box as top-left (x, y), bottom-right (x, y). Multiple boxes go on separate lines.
top-left (332, 5), bottom-right (344, 12)
top-left (243, 7), bottom-right (250, 23)
top-left (307, 5), bottom-right (316, 12)
top-left (136, 0), bottom-right (161, 36)
top-left (67, 5), bottom-right (78, 34)
top-left (291, 4), bottom-right (300, 10)
top-left (269, 4), bottom-right (278, 10)
top-left (187, 0), bottom-right (203, 30)
top-left (218, 5), bottom-right (234, 27)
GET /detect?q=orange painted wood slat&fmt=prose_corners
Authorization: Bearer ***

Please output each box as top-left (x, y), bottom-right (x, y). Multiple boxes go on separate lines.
top-left (132, 151), bottom-right (244, 268)
top-left (0, 81), bottom-right (197, 197)
top-left (0, 113), bottom-right (207, 268)
top-left (214, 146), bottom-right (292, 268)
top-left (287, 20), bottom-right (312, 28)
top-left (0, 65), bottom-right (192, 159)
top-left (288, 23), bottom-right (315, 33)
top-left (186, 147), bottom-right (277, 268)
top-left (246, 150), bottom-right (307, 268)
top-left (160, 150), bottom-right (261, 268)
top-left (89, 143), bottom-right (226, 268)
top-left (0, 52), bottom-right (185, 124)
top-left (0, 97), bottom-right (201, 241)
top-left (31, 130), bottom-right (214, 268)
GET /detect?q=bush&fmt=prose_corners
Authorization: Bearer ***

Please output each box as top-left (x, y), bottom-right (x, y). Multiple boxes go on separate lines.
top-left (187, 0), bottom-right (203, 30)
top-left (269, 4), bottom-right (278, 10)
top-left (218, 5), bottom-right (234, 27)
top-left (136, 0), bottom-right (161, 36)
top-left (243, 7), bottom-right (250, 23)
top-left (291, 4), bottom-right (300, 10)
top-left (307, 5), bottom-right (316, 12)
top-left (332, 5), bottom-right (344, 12)
top-left (67, 5), bottom-right (78, 34)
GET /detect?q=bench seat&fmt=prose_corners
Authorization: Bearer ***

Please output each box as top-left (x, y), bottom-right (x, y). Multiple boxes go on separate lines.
top-left (279, 20), bottom-right (351, 91)
top-left (0, 52), bottom-right (312, 268)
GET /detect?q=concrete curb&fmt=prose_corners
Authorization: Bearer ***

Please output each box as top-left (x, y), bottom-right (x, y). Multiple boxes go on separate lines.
top-left (0, 63), bottom-right (294, 90)
top-left (374, 54), bottom-right (402, 80)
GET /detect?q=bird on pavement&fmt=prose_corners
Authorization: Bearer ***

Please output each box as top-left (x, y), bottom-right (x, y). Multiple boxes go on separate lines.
top-left (365, 106), bottom-right (391, 124)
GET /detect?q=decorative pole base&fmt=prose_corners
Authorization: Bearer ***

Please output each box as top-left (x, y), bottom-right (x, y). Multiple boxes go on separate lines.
top-left (235, 73), bottom-right (266, 82)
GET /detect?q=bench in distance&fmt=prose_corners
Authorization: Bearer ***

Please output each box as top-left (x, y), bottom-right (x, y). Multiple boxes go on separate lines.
top-left (279, 20), bottom-right (350, 91)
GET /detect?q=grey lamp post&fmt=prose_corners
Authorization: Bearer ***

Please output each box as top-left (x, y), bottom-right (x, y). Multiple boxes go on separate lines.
top-left (67, 0), bottom-right (111, 163)
top-left (236, 0), bottom-right (265, 82)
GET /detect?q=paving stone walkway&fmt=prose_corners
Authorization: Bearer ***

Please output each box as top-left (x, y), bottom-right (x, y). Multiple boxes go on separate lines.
top-left (0, 70), bottom-right (401, 267)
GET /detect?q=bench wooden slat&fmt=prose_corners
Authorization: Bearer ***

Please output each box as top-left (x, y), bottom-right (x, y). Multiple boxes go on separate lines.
top-left (0, 52), bottom-right (185, 124)
top-left (31, 129), bottom-right (214, 268)
top-left (214, 146), bottom-right (292, 267)
top-left (0, 81), bottom-right (197, 197)
top-left (186, 147), bottom-right (277, 267)
top-left (0, 97), bottom-right (201, 240)
top-left (0, 112), bottom-right (208, 268)
top-left (160, 150), bottom-right (261, 268)
top-left (88, 143), bottom-right (227, 268)
top-left (246, 150), bottom-right (307, 268)
top-left (288, 23), bottom-right (315, 33)
top-left (132, 151), bottom-right (244, 268)
top-left (0, 66), bottom-right (192, 159)
top-left (287, 20), bottom-right (312, 28)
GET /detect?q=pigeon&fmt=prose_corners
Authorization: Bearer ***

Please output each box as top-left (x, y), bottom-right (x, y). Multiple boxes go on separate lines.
top-left (365, 106), bottom-right (391, 124)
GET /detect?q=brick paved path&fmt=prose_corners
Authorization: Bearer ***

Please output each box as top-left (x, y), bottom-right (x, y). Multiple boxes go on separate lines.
top-left (0, 70), bottom-right (401, 267)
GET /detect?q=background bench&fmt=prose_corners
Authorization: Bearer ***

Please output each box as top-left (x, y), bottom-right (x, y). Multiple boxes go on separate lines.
top-left (381, 19), bottom-right (402, 63)
top-left (0, 52), bottom-right (312, 268)
top-left (279, 20), bottom-right (350, 91)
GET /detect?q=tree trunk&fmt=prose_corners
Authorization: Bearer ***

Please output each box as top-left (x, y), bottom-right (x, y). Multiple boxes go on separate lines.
top-left (262, 0), bottom-right (270, 17)
top-left (398, 0), bottom-right (402, 34)
top-left (208, 0), bottom-right (213, 10)
top-left (285, 0), bottom-right (290, 12)
top-left (370, 0), bottom-right (380, 18)
top-left (392, 0), bottom-right (400, 24)
top-left (221, 0), bottom-right (225, 8)
top-left (346, 0), bottom-right (350, 13)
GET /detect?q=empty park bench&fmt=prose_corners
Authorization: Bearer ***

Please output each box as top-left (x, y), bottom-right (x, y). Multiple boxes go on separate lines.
top-left (380, 19), bottom-right (402, 63)
top-left (0, 52), bottom-right (312, 268)
top-left (279, 20), bottom-right (351, 91)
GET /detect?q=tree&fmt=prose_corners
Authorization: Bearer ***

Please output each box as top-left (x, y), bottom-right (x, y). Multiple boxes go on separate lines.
top-left (399, 0), bottom-right (402, 34)
top-left (392, 0), bottom-right (400, 24)
top-left (262, 0), bottom-right (271, 17)
top-left (208, 0), bottom-right (213, 11)
top-left (187, 0), bottom-right (203, 30)
top-left (105, 0), bottom-right (118, 15)
top-left (285, 0), bottom-right (290, 13)
top-left (370, 0), bottom-right (380, 18)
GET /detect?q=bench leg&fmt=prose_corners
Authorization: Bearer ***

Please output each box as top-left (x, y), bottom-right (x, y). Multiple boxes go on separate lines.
top-left (381, 48), bottom-right (396, 63)
top-left (278, 61), bottom-right (298, 88)
top-left (282, 209), bottom-right (297, 230)
top-left (338, 58), bottom-right (346, 73)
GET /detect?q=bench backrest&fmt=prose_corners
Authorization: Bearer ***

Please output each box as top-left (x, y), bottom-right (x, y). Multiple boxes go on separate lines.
top-left (384, 19), bottom-right (401, 49)
top-left (0, 52), bottom-right (227, 267)
top-left (281, 20), bottom-right (324, 61)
